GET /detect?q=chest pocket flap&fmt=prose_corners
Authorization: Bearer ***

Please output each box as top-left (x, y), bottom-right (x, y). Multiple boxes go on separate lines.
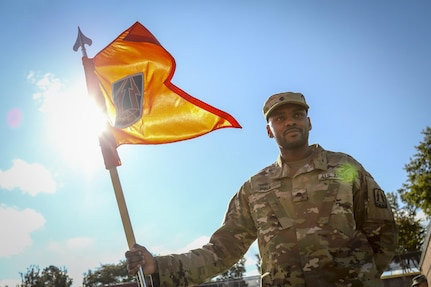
top-left (267, 188), bottom-right (295, 229)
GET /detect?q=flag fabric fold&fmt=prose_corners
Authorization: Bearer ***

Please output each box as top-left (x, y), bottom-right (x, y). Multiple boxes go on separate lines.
top-left (84, 21), bottom-right (241, 150)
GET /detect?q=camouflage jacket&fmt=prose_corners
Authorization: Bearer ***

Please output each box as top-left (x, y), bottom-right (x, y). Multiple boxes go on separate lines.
top-left (154, 145), bottom-right (398, 287)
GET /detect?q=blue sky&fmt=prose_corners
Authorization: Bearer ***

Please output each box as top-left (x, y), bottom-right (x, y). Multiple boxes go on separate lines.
top-left (1, 1), bottom-right (431, 286)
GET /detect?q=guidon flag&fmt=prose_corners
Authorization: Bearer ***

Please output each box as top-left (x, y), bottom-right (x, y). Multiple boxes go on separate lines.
top-left (82, 21), bottom-right (241, 147)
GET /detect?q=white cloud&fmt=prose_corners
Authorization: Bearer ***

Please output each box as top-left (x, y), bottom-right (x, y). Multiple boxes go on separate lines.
top-left (175, 236), bottom-right (210, 253)
top-left (0, 159), bottom-right (57, 196)
top-left (46, 237), bottom-right (95, 254)
top-left (42, 237), bottom-right (123, 286)
top-left (66, 237), bottom-right (95, 250)
top-left (149, 236), bottom-right (210, 256)
top-left (0, 206), bottom-right (45, 257)
top-left (28, 72), bottom-right (63, 113)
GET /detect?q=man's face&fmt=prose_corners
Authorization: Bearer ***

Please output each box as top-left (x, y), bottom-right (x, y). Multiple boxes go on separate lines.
top-left (266, 104), bottom-right (311, 150)
top-left (417, 282), bottom-right (428, 287)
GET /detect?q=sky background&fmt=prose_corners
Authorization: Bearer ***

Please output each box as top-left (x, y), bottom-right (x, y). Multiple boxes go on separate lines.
top-left (1, 1), bottom-right (431, 286)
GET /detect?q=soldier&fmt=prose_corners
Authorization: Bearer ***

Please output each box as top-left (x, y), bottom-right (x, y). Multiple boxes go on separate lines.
top-left (126, 92), bottom-right (398, 287)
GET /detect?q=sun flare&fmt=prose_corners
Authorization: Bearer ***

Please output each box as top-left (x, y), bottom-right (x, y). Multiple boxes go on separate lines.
top-left (46, 93), bottom-right (107, 172)
top-left (33, 73), bottom-right (109, 173)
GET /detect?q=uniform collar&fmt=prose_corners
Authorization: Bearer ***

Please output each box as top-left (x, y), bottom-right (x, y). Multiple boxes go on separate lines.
top-left (271, 144), bottom-right (328, 178)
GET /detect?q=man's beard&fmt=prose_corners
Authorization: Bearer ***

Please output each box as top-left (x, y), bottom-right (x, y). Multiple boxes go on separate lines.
top-left (278, 131), bottom-right (308, 150)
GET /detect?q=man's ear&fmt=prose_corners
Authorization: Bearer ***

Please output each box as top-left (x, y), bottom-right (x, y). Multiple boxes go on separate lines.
top-left (308, 118), bottom-right (312, 131)
top-left (266, 124), bottom-right (274, 138)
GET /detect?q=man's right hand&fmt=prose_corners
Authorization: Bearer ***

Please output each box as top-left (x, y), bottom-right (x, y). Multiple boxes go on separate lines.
top-left (125, 243), bottom-right (158, 276)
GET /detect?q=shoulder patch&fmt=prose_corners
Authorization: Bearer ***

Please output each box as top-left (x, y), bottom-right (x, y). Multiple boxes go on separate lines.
top-left (373, 188), bottom-right (388, 208)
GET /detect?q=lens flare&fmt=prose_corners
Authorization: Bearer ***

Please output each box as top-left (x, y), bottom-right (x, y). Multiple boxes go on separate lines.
top-left (7, 108), bottom-right (22, 128)
top-left (336, 163), bottom-right (358, 183)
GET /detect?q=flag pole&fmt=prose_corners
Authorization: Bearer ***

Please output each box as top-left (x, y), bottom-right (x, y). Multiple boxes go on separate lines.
top-left (109, 167), bottom-right (147, 287)
top-left (73, 27), bottom-right (147, 287)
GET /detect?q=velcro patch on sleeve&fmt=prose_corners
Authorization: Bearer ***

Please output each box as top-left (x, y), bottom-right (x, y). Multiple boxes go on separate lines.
top-left (373, 188), bottom-right (388, 208)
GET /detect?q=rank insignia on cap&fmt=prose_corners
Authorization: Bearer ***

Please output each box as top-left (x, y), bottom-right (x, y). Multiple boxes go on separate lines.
top-left (373, 188), bottom-right (388, 208)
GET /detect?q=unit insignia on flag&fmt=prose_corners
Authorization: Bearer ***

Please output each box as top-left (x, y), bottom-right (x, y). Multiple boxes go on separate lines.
top-left (112, 73), bottom-right (144, 128)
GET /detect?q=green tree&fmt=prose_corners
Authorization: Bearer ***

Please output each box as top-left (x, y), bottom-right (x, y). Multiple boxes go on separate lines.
top-left (82, 260), bottom-right (134, 287)
top-left (20, 265), bottom-right (41, 287)
top-left (398, 126), bottom-right (431, 216)
top-left (40, 265), bottom-right (73, 287)
top-left (215, 257), bottom-right (248, 287)
top-left (20, 265), bottom-right (72, 287)
top-left (387, 192), bottom-right (425, 271)
top-left (218, 257), bottom-right (246, 281)
top-left (255, 254), bottom-right (261, 275)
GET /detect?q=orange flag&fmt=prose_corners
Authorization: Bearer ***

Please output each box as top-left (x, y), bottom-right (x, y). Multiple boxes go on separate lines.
top-left (83, 21), bottom-right (241, 154)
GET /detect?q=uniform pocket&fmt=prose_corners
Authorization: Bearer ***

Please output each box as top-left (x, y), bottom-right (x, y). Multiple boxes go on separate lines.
top-left (267, 192), bottom-right (294, 229)
top-left (327, 180), bottom-right (355, 238)
top-left (249, 181), bottom-right (293, 243)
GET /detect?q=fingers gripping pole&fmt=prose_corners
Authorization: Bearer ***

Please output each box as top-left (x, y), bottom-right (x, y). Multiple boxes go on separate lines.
top-left (109, 167), bottom-right (147, 287)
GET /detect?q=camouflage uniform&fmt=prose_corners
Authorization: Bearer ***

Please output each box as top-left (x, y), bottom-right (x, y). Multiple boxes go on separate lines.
top-left (155, 145), bottom-right (398, 287)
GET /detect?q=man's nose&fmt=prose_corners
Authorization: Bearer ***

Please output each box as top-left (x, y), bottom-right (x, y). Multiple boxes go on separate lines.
top-left (284, 115), bottom-right (297, 126)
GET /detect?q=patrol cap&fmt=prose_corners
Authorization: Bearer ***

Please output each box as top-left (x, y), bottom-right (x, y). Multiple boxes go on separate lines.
top-left (263, 92), bottom-right (309, 121)
top-left (412, 274), bottom-right (427, 286)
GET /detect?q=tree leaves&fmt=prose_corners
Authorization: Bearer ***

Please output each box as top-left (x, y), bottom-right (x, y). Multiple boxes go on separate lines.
top-left (82, 261), bottom-right (134, 287)
top-left (399, 126), bottom-right (431, 216)
top-left (20, 265), bottom-right (73, 287)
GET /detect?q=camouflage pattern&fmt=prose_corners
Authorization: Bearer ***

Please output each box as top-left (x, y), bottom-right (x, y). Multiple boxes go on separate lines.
top-left (155, 145), bottom-right (398, 287)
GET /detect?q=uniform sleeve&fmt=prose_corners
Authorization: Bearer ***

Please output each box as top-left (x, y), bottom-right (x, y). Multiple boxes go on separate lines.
top-left (354, 168), bottom-right (398, 274)
top-left (154, 182), bottom-right (257, 287)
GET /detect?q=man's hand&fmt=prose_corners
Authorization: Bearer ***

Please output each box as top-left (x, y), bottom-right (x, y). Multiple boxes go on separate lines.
top-left (125, 243), bottom-right (158, 276)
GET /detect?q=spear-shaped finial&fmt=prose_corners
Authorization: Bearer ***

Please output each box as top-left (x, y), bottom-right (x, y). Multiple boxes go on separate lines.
top-left (73, 26), bottom-right (92, 57)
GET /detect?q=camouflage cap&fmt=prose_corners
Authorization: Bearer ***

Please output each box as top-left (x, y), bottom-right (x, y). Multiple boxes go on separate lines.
top-left (263, 92), bottom-right (309, 121)
top-left (412, 274), bottom-right (427, 286)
